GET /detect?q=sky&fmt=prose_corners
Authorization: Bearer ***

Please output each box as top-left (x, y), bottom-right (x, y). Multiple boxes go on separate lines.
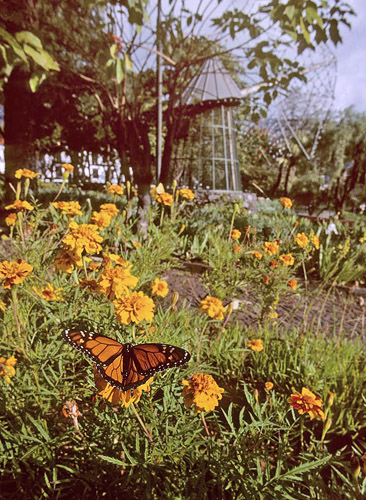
top-left (333, 0), bottom-right (366, 112)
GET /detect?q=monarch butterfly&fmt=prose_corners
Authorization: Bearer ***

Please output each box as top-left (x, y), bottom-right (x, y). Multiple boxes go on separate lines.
top-left (63, 328), bottom-right (191, 391)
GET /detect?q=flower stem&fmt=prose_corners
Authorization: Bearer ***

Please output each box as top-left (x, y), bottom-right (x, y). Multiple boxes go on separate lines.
top-left (11, 287), bottom-right (21, 335)
top-left (131, 403), bottom-right (153, 444)
top-left (201, 412), bottom-right (210, 437)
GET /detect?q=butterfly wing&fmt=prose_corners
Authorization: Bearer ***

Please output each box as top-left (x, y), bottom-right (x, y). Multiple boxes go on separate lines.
top-left (131, 343), bottom-right (191, 378)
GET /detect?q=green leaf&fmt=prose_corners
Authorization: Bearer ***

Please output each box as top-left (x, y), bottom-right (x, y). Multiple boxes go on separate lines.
top-left (124, 53), bottom-right (133, 72)
top-left (300, 17), bottom-right (310, 44)
top-left (110, 43), bottom-right (118, 59)
top-left (15, 31), bottom-right (43, 49)
top-left (23, 45), bottom-right (59, 71)
top-left (98, 455), bottom-right (127, 467)
top-left (285, 5), bottom-right (296, 21)
top-left (116, 57), bottom-right (124, 84)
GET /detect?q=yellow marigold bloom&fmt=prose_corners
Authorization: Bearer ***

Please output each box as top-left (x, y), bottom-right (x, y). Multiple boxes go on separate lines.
top-left (289, 387), bottom-right (325, 420)
top-left (51, 201), bottom-right (82, 217)
top-left (103, 254), bottom-right (132, 269)
top-left (133, 241), bottom-right (142, 248)
top-left (248, 339), bottom-right (264, 352)
top-left (33, 282), bottom-right (64, 302)
top-left (0, 259), bottom-right (33, 289)
top-left (5, 200), bottom-right (34, 212)
top-left (233, 244), bottom-right (241, 254)
top-left (113, 291), bottom-right (155, 325)
top-left (0, 298), bottom-right (5, 312)
top-left (295, 232), bottom-right (309, 249)
top-left (311, 234), bottom-right (320, 250)
top-left (90, 210), bottom-right (111, 229)
top-left (63, 222), bottom-right (103, 256)
top-left (151, 278), bottom-right (169, 298)
top-left (265, 381), bottom-right (274, 390)
top-left (15, 168), bottom-right (39, 179)
top-left (156, 192), bottom-right (173, 206)
top-left (270, 259), bottom-right (279, 268)
top-left (287, 279), bottom-right (298, 291)
top-left (94, 365), bottom-right (153, 407)
top-left (263, 241), bottom-right (279, 255)
top-left (0, 355), bottom-right (17, 384)
top-left (280, 197), bottom-right (292, 209)
top-left (230, 229), bottom-right (241, 240)
top-left (199, 296), bottom-right (226, 320)
top-left (178, 188), bottom-right (195, 201)
top-left (251, 250), bottom-right (263, 260)
top-left (99, 203), bottom-right (119, 218)
top-left (61, 163), bottom-right (74, 172)
top-left (107, 184), bottom-right (124, 196)
top-left (5, 213), bottom-right (17, 227)
top-left (182, 373), bottom-right (224, 413)
top-left (279, 253), bottom-right (295, 266)
top-left (98, 266), bottom-right (138, 300)
top-left (54, 249), bottom-right (83, 273)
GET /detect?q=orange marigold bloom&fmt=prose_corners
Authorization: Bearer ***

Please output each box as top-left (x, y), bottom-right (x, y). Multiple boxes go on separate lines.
top-left (233, 244), bottom-right (241, 254)
top-left (103, 253), bottom-right (132, 269)
top-left (248, 339), bottom-right (264, 352)
top-left (279, 253), bottom-right (295, 266)
top-left (230, 229), bottom-right (241, 240)
top-left (98, 266), bottom-right (138, 300)
top-left (94, 365), bottom-right (153, 407)
top-left (51, 201), bottom-right (82, 217)
top-left (270, 259), bottom-right (279, 268)
top-left (262, 274), bottom-right (270, 284)
top-left (90, 210), bottom-right (112, 229)
top-left (5, 213), bottom-right (17, 227)
top-left (199, 296), bottom-right (226, 320)
top-left (263, 241), bottom-right (279, 255)
top-left (280, 197), bottom-right (292, 209)
top-left (63, 222), bottom-right (103, 256)
top-left (289, 387), bottom-right (325, 420)
top-left (156, 192), bottom-right (173, 206)
top-left (54, 248), bottom-right (83, 273)
top-left (33, 282), bottom-right (64, 302)
top-left (151, 278), bottom-right (169, 298)
top-left (0, 355), bottom-right (17, 384)
top-left (295, 232), bottom-right (309, 249)
top-left (182, 373), bottom-right (224, 413)
top-left (251, 250), bottom-right (263, 260)
top-left (61, 163), bottom-right (74, 172)
top-left (99, 203), bottom-right (119, 218)
top-left (311, 234), bottom-right (320, 250)
top-left (5, 200), bottom-right (34, 212)
top-left (0, 259), bottom-right (33, 289)
top-left (113, 291), bottom-right (155, 325)
top-left (15, 168), bottom-right (39, 179)
top-left (107, 184), bottom-right (124, 196)
top-left (287, 279), bottom-right (298, 291)
top-left (265, 382), bottom-right (274, 390)
top-left (178, 188), bottom-right (195, 201)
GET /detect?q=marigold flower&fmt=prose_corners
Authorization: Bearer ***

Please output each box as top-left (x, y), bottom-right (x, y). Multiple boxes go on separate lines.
top-left (230, 229), bottom-right (241, 240)
top-left (178, 188), bottom-right (195, 201)
top-left (54, 249), bottom-right (82, 273)
top-left (5, 213), bottom-right (17, 227)
top-left (0, 298), bottom-right (5, 312)
top-left (251, 250), bottom-right (263, 260)
top-left (262, 274), bottom-right (270, 284)
top-left (0, 355), bottom-right (17, 384)
top-left (280, 197), bottom-right (292, 209)
top-left (156, 192), bottom-right (173, 206)
top-left (94, 365), bottom-right (153, 407)
top-left (263, 241), bottom-right (279, 255)
top-left (199, 296), bottom-right (226, 320)
top-left (113, 291), bottom-right (155, 325)
top-left (5, 200), bottom-right (34, 212)
top-left (0, 259), bottom-right (33, 289)
top-left (289, 387), bottom-right (325, 420)
top-left (61, 163), bottom-right (74, 172)
top-left (151, 278), bottom-right (169, 298)
top-left (103, 254), bottom-right (132, 269)
top-left (133, 241), bottom-right (142, 248)
top-left (79, 278), bottom-right (99, 292)
top-left (63, 222), bottom-right (103, 256)
top-left (90, 210), bottom-right (112, 229)
top-left (295, 232), bottom-right (309, 249)
top-left (98, 266), bottom-right (138, 300)
top-left (265, 381), bottom-right (274, 390)
top-left (33, 282), bottom-right (64, 302)
top-left (182, 373), bottom-right (224, 413)
top-left (311, 234), bottom-right (320, 250)
top-left (51, 201), bottom-right (82, 217)
top-left (62, 400), bottom-right (81, 419)
top-left (107, 184), bottom-right (124, 196)
top-left (233, 244), bottom-right (241, 254)
top-left (287, 279), bottom-right (298, 291)
top-left (279, 253), bottom-right (295, 266)
top-left (15, 168), bottom-right (39, 179)
top-left (248, 339), bottom-right (264, 352)
top-left (99, 203), bottom-right (119, 217)
top-left (270, 259), bottom-right (279, 268)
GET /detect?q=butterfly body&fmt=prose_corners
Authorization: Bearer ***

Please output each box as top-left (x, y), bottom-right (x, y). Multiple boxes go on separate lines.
top-left (63, 329), bottom-right (190, 391)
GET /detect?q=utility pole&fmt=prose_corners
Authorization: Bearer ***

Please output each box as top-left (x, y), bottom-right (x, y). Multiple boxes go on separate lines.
top-left (156, 0), bottom-right (163, 181)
